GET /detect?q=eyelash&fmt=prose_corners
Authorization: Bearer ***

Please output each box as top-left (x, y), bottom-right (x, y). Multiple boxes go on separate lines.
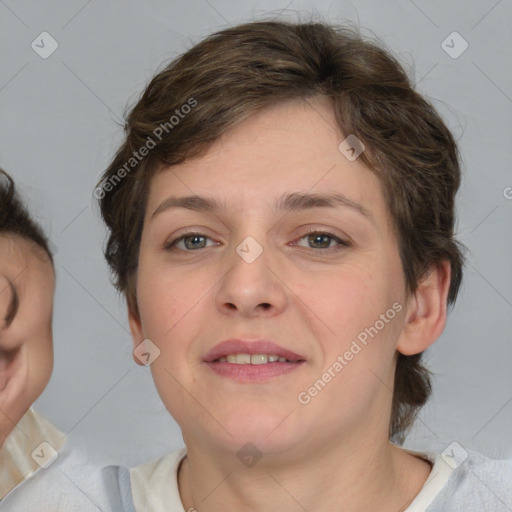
top-left (165, 228), bottom-right (350, 253)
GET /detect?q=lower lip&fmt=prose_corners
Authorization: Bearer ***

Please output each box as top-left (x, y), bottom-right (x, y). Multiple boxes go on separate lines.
top-left (204, 361), bottom-right (304, 382)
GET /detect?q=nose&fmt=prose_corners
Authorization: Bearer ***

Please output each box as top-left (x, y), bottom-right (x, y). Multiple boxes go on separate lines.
top-left (214, 235), bottom-right (289, 318)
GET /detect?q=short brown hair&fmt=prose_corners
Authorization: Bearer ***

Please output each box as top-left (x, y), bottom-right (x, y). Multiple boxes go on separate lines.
top-left (0, 167), bottom-right (53, 264)
top-left (97, 18), bottom-right (465, 444)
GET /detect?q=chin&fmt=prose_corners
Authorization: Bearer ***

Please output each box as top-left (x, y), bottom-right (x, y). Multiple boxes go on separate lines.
top-left (216, 413), bottom-right (301, 452)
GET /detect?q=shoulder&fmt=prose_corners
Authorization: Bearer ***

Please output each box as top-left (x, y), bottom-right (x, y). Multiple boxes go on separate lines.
top-left (1, 435), bottom-right (131, 511)
top-left (130, 447), bottom-right (187, 512)
top-left (427, 448), bottom-right (512, 511)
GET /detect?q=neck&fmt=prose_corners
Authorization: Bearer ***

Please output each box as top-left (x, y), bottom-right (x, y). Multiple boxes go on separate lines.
top-left (178, 432), bottom-right (432, 512)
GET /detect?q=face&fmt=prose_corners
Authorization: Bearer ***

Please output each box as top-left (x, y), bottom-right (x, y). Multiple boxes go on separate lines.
top-left (0, 235), bottom-right (54, 446)
top-left (130, 96), bottom-right (413, 458)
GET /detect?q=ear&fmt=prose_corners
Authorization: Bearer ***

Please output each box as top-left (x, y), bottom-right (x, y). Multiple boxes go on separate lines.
top-left (128, 301), bottom-right (145, 366)
top-left (396, 260), bottom-right (451, 356)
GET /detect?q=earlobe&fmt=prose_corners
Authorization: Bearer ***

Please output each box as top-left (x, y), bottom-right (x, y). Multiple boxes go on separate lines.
top-left (128, 302), bottom-right (145, 366)
top-left (397, 261), bottom-right (451, 356)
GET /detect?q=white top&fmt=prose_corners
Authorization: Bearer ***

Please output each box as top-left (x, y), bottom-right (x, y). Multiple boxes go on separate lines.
top-left (0, 406), bottom-right (65, 499)
top-left (130, 445), bottom-right (512, 511)
top-left (0, 407), bottom-right (131, 511)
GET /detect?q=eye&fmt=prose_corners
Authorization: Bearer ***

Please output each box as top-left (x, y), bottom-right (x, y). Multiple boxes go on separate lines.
top-left (165, 229), bottom-right (350, 253)
top-left (165, 232), bottom-right (218, 252)
top-left (293, 229), bottom-right (350, 252)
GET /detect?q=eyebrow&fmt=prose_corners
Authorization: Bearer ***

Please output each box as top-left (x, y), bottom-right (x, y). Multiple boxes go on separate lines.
top-left (2, 278), bottom-right (19, 329)
top-left (151, 192), bottom-right (372, 221)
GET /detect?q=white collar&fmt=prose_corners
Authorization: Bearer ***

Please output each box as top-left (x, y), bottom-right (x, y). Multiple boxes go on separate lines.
top-left (131, 445), bottom-right (455, 512)
top-left (401, 446), bottom-right (455, 511)
top-left (0, 407), bottom-right (66, 499)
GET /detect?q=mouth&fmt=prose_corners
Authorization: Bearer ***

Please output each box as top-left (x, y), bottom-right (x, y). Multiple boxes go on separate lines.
top-left (213, 353), bottom-right (299, 364)
top-left (203, 339), bottom-right (306, 382)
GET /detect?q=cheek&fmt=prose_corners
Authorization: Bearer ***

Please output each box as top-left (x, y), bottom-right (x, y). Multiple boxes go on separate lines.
top-left (23, 321), bottom-right (53, 405)
top-left (301, 264), bottom-right (384, 335)
top-left (308, 261), bottom-right (403, 368)
top-left (136, 264), bottom-right (180, 338)
top-left (136, 264), bottom-right (203, 365)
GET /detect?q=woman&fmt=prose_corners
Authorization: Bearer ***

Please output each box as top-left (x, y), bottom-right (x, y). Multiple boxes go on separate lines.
top-left (97, 19), bottom-right (512, 511)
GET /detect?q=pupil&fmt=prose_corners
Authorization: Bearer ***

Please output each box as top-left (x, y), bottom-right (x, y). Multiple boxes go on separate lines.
top-left (186, 235), bottom-right (205, 249)
top-left (310, 234), bottom-right (329, 248)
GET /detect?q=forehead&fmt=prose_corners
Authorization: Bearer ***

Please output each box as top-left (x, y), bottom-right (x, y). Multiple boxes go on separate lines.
top-left (146, 96), bottom-right (391, 227)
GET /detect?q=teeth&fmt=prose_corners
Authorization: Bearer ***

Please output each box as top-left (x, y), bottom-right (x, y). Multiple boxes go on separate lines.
top-left (251, 354), bottom-right (268, 365)
top-left (216, 353), bottom-right (290, 364)
top-left (236, 353), bottom-right (251, 364)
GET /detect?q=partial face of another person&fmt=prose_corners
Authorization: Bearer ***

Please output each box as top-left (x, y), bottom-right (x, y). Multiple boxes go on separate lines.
top-left (0, 235), bottom-right (54, 446)
top-left (129, 96), bottom-right (442, 458)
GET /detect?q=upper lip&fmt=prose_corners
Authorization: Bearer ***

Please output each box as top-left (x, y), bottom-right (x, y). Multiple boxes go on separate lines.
top-left (203, 339), bottom-right (305, 362)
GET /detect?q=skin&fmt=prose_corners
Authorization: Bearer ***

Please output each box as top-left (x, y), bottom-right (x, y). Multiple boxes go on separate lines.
top-left (129, 96), bottom-right (451, 512)
top-left (0, 235), bottom-right (54, 448)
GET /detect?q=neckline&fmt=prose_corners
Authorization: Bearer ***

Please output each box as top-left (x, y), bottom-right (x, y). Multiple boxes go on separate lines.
top-left (400, 447), bottom-right (455, 511)
top-left (173, 446), bottom-right (452, 512)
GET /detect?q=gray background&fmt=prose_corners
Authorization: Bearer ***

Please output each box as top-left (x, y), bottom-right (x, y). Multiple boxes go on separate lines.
top-left (1, 0), bottom-right (511, 468)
